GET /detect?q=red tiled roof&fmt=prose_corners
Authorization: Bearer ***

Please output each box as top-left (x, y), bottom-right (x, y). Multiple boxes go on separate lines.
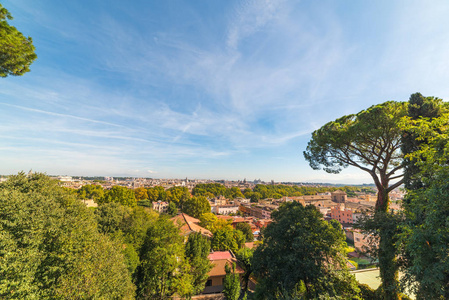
top-left (171, 213), bottom-right (212, 238)
top-left (209, 251), bottom-right (233, 261)
top-left (208, 259), bottom-right (245, 277)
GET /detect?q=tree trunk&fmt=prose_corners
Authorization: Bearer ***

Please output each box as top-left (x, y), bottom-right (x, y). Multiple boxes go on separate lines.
top-left (375, 189), bottom-right (399, 300)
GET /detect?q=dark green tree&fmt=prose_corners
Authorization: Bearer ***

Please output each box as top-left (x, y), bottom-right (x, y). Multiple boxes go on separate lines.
top-left (182, 195), bottom-right (211, 219)
top-left (250, 192), bottom-right (261, 203)
top-left (135, 217), bottom-right (193, 299)
top-left (166, 201), bottom-right (178, 217)
top-left (252, 202), bottom-right (360, 299)
top-left (95, 203), bottom-right (158, 275)
top-left (401, 92), bottom-right (444, 192)
top-left (100, 186), bottom-right (137, 207)
top-left (399, 109), bottom-right (449, 299)
top-left (235, 247), bottom-right (253, 291)
top-left (304, 101), bottom-right (407, 299)
top-left (223, 262), bottom-right (241, 300)
top-left (0, 173), bottom-right (135, 299)
top-left (95, 202), bottom-right (130, 234)
top-left (185, 233), bottom-right (213, 295)
top-left (120, 206), bottom-right (158, 252)
top-left (0, 4), bottom-right (37, 77)
top-left (235, 222), bottom-right (254, 242)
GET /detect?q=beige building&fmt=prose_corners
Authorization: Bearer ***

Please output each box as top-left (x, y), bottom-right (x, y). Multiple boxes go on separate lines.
top-left (152, 201), bottom-right (169, 213)
top-left (203, 251), bottom-right (244, 294)
top-left (331, 190), bottom-right (347, 203)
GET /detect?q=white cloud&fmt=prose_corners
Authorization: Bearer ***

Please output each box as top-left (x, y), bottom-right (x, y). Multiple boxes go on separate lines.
top-left (227, 0), bottom-right (286, 50)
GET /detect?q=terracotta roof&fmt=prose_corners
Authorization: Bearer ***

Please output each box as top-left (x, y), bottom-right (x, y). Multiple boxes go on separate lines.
top-left (208, 259), bottom-right (245, 277)
top-left (171, 213), bottom-right (213, 238)
top-left (332, 190), bottom-right (347, 194)
top-left (244, 242), bottom-right (256, 249)
top-left (209, 251), bottom-right (233, 261)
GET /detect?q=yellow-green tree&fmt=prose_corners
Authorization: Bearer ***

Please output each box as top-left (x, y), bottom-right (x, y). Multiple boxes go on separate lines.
top-left (134, 187), bottom-right (148, 201)
top-left (100, 186), bottom-right (137, 207)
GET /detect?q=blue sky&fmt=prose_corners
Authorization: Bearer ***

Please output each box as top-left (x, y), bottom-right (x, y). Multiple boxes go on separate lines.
top-left (1, 0), bottom-right (449, 183)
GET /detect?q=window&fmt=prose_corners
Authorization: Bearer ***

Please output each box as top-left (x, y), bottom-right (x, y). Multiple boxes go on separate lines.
top-left (206, 280), bottom-right (212, 287)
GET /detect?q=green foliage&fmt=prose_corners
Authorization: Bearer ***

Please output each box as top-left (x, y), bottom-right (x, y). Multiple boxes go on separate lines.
top-left (304, 101), bottom-right (406, 180)
top-left (146, 187), bottom-right (161, 202)
top-left (166, 186), bottom-right (190, 206)
top-left (123, 243), bottom-right (140, 275)
top-left (135, 216), bottom-right (193, 299)
top-left (208, 217), bottom-right (245, 252)
top-left (251, 184), bottom-right (369, 200)
top-left (250, 191), bottom-right (261, 202)
top-left (77, 184), bottom-right (104, 201)
top-left (304, 101), bottom-right (408, 299)
top-left (185, 233), bottom-right (213, 295)
top-left (228, 186), bottom-right (245, 199)
top-left (146, 186), bottom-right (167, 202)
top-left (166, 201), bottom-right (178, 217)
top-left (0, 173), bottom-right (134, 299)
top-left (398, 110), bottom-right (449, 299)
top-left (182, 195), bottom-right (211, 218)
top-left (121, 206), bottom-right (159, 252)
top-left (211, 227), bottom-right (244, 253)
top-left (193, 183), bottom-right (227, 197)
top-left (0, 4), bottom-right (37, 77)
top-left (252, 202), bottom-right (360, 299)
top-left (134, 187), bottom-right (149, 201)
top-left (358, 283), bottom-right (376, 300)
top-left (223, 262), bottom-right (241, 300)
top-left (94, 202), bottom-right (158, 276)
top-left (235, 222), bottom-right (254, 242)
top-left (95, 202), bottom-right (130, 234)
top-left (199, 212), bottom-right (218, 230)
top-left (236, 247), bottom-right (254, 291)
top-left (401, 92), bottom-right (444, 191)
top-left (137, 199), bottom-right (152, 207)
top-left (100, 186), bottom-right (137, 207)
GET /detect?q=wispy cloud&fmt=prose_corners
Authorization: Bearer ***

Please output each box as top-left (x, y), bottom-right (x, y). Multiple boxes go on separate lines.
top-left (2, 1), bottom-right (449, 181)
top-left (0, 103), bottom-right (124, 128)
top-left (227, 0), bottom-right (286, 50)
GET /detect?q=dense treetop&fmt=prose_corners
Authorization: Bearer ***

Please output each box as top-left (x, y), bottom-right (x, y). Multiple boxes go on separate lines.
top-left (0, 173), bottom-right (135, 299)
top-left (252, 202), bottom-right (361, 299)
top-left (0, 4), bottom-right (37, 77)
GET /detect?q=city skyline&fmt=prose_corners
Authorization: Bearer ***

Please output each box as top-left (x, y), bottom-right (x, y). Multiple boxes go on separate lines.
top-left (2, 0), bottom-right (449, 184)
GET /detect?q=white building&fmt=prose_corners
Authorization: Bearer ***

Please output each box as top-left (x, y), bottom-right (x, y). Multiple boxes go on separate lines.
top-left (212, 205), bottom-right (239, 215)
top-left (152, 201), bottom-right (169, 213)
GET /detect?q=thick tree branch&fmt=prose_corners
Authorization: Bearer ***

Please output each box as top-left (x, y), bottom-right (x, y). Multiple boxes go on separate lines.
top-left (386, 179), bottom-right (404, 192)
top-left (386, 165), bottom-right (403, 177)
top-left (388, 174), bottom-right (404, 180)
